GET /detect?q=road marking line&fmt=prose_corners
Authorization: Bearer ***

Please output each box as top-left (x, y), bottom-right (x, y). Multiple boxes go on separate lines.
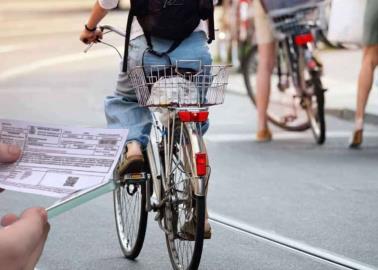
top-left (0, 27), bottom-right (79, 38)
top-left (209, 212), bottom-right (378, 270)
top-left (0, 45), bottom-right (22, 54)
top-left (206, 131), bottom-right (378, 143)
top-left (0, 47), bottom-right (122, 81)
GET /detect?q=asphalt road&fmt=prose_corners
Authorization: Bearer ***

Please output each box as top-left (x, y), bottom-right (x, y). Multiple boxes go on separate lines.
top-left (1, 8), bottom-right (378, 270)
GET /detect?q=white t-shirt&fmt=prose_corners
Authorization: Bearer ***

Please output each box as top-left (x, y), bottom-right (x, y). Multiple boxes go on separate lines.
top-left (98, 0), bottom-right (208, 40)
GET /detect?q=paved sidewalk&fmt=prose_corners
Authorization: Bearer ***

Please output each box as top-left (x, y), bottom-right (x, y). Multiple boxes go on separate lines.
top-left (227, 49), bottom-right (378, 122)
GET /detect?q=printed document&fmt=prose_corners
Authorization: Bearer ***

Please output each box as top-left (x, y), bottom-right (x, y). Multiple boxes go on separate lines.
top-left (0, 119), bottom-right (127, 198)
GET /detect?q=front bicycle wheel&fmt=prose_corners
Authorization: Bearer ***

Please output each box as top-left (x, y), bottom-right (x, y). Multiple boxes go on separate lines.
top-left (113, 171), bottom-right (148, 259)
top-left (242, 45), bottom-right (311, 131)
top-left (164, 123), bottom-right (206, 270)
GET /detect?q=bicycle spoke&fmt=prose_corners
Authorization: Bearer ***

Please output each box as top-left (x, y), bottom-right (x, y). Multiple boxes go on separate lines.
top-left (163, 123), bottom-right (204, 270)
top-left (114, 181), bottom-right (147, 259)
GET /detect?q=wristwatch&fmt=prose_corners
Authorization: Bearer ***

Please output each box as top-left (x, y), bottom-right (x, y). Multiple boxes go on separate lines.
top-left (85, 24), bottom-right (97, 32)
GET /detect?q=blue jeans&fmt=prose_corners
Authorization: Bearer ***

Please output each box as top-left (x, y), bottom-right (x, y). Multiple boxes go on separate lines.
top-left (104, 31), bottom-right (212, 147)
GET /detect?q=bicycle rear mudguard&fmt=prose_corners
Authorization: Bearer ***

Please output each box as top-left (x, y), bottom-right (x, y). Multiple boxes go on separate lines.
top-left (185, 123), bottom-right (207, 197)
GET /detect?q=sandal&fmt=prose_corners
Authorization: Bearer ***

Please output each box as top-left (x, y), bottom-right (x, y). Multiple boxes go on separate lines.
top-left (117, 154), bottom-right (145, 176)
top-left (349, 129), bottom-right (363, 149)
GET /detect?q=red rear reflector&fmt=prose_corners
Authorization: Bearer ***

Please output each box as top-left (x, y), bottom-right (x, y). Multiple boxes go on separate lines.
top-left (195, 153), bottom-right (207, 176)
top-left (178, 111), bottom-right (191, 122)
top-left (295, 33), bottom-right (314, 45)
top-left (178, 111), bottom-right (209, 122)
top-left (196, 111), bottom-right (209, 122)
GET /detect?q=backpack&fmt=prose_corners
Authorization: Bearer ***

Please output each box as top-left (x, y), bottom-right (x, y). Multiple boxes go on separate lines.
top-left (122, 0), bottom-right (215, 72)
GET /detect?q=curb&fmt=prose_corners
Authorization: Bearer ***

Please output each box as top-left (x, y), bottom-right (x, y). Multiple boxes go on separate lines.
top-left (326, 109), bottom-right (378, 126)
top-left (226, 88), bottom-right (378, 126)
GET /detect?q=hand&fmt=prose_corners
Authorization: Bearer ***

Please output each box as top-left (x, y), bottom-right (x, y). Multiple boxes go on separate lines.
top-left (80, 28), bottom-right (103, 44)
top-left (0, 143), bottom-right (21, 193)
top-left (0, 208), bottom-right (50, 270)
top-left (0, 143), bottom-right (21, 163)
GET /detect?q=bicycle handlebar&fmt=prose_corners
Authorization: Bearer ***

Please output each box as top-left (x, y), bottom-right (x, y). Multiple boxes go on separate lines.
top-left (99, 25), bottom-right (126, 37)
top-left (83, 25), bottom-right (125, 54)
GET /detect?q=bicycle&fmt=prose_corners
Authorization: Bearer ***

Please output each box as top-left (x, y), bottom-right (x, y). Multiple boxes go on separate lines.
top-left (87, 25), bottom-right (230, 270)
top-left (218, 0), bottom-right (255, 68)
top-left (242, 1), bottom-right (327, 144)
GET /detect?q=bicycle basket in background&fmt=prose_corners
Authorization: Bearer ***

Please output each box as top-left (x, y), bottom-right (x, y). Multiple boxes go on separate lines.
top-left (128, 65), bottom-right (230, 108)
top-left (262, 0), bottom-right (325, 17)
top-left (263, 0), bottom-right (326, 37)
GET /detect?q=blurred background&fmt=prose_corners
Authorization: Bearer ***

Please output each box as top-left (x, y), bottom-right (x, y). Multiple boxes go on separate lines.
top-left (1, 1), bottom-right (378, 270)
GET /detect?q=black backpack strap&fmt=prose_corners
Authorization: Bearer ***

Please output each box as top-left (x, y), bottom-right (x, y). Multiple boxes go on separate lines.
top-left (122, 11), bottom-right (135, 73)
top-left (207, 11), bottom-right (215, 44)
top-left (165, 39), bottom-right (183, 54)
top-left (145, 33), bottom-right (154, 50)
top-left (145, 34), bottom-right (183, 58)
top-left (142, 48), bottom-right (173, 67)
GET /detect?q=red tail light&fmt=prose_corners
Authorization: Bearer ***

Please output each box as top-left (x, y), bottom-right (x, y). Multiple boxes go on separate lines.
top-left (178, 111), bottom-right (209, 123)
top-left (195, 153), bottom-right (207, 177)
top-left (295, 33), bottom-right (314, 45)
top-left (178, 111), bottom-right (191, 122)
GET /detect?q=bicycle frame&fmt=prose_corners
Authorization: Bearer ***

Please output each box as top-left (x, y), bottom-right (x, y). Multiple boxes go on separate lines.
top-left (126, 109), bottom-right (208, 237)
top-left (143, 110), bottom-right (207, 213)
top-left (276, 30), bottom-right (322, 99)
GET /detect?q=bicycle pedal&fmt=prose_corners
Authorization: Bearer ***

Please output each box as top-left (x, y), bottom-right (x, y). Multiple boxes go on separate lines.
top-left (122, 172), bottom-right (148, 184)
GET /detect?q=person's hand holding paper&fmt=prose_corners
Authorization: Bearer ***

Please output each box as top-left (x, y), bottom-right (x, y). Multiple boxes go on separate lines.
top-left (0, 143), bottom-right (21, 193)
top-left (0, 143), bottom-right (50, 270)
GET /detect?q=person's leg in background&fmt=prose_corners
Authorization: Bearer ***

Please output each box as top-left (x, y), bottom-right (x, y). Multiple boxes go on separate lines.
top-left (256, 42), bottom-right (275, 140)
top-left (350, 0), bottom-right (378, 148)
top-left (253, 0), bottom-right (275, 142)
top-left (350, 45), bottom-right (378, 148)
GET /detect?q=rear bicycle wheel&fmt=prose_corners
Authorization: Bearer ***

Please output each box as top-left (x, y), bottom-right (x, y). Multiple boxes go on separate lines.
top-left (305, 73), bottom-right (326, 144)
top-left (163, 123), bottom-right (206, 270)
top-left (113, 165), bottom-right (148, 259)
top-left (242, 45), bottom-right (310, 131)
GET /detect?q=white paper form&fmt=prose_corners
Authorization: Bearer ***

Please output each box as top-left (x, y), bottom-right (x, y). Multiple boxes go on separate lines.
top-left (0, 119), bottom-right (128, 198)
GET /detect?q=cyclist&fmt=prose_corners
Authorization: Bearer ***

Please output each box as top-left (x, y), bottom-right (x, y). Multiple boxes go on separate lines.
top-left (252, 0), bottom-right (275, 142)
top-left (0, 143), bottom-right (50, 270)
top-left (80, 0), bottom-right (213, 238)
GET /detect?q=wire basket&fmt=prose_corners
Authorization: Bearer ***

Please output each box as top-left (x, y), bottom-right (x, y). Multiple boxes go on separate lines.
top-left (128, 65), bottom-right (230, 108)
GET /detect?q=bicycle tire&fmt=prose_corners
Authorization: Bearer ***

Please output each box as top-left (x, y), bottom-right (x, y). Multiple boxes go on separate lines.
top-left (242, 45), bottom-right (311, 132)
top-left (164, 123), bottom-right (206, 270)
top-left (113, 173), bottom-right (148, 259)
top-left (306, 73), bottom-right (326, 144)
top-left (317, 30), bottom-right (344, 49)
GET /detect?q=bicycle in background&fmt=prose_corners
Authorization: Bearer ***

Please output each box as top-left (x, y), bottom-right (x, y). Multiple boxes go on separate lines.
top-left (242, 1), bottom-right (327, 144)
top-left (216, 0), bottom-right (336, 70)
top-left (218, 0), bottom-right (255, 69)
